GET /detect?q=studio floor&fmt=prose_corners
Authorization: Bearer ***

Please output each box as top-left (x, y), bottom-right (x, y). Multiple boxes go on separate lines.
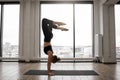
top-left (0, 61), bottom-right (120, 80)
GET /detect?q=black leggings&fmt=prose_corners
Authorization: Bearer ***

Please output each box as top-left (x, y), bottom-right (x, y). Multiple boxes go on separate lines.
top-left (42, 18), bottom-right (57, 42)
top-left (44, 45), bottom-right (53, 55)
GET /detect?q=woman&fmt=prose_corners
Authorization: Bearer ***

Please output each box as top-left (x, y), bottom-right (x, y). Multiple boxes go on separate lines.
top-left (42, 18), bottom-right (68, 75)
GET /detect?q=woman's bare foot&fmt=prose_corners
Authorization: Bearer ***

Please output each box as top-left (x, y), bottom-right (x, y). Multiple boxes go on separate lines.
top-left (55, 22), bottom-right (66, 26)
top-left (60, 27), bottom-right (69, 31)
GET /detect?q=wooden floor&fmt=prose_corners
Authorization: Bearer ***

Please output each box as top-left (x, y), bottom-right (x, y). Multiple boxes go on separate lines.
top-left (0, 62), bottom-right (120, 80)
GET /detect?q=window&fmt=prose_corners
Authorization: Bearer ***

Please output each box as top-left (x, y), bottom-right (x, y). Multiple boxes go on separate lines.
top-left (115, 5), bottom-right (120, 58)
top-left (0, 4), bottom-right (20, 58)
top-left (75, 4), bottom-right (93, 58)
top-left (40, 3), bottom-right (93, 59)
top-left (41, 4), bottom-right (73, 58)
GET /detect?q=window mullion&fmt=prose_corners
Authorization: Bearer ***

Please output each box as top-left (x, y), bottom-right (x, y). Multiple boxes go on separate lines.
top-left (73, 4), bottom-right (75, 59)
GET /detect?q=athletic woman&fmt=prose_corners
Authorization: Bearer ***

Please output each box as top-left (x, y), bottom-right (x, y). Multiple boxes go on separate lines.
top-left (42, 18), bottom-right (68, 75)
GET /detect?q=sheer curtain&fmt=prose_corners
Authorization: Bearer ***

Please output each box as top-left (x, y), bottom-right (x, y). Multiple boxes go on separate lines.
top-left (19, 0), bottom-right (40, 61)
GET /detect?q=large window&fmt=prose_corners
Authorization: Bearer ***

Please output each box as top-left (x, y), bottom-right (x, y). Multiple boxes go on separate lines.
top-left (75, 4), bottom-right (92, 58)
top-left (40, 3), bottom-right (93, 59)
top-left (115, 5), bottom-right (120, 58)
top-left (41, 4), bottom-right (73, 58)
top-left (0, 4), bottom-right (20, 58)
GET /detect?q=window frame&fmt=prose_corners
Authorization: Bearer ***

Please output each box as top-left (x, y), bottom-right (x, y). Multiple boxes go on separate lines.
top-left (0, 2), bottom-right (20, 58)
top-left (40, 1), bottom-right (94, 61)
top-left (115, 3), bottom-right (120, 60)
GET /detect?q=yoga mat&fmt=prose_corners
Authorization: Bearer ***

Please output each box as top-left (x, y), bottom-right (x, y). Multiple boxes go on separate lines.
top-left (24, 70), bottom-right (98, 76)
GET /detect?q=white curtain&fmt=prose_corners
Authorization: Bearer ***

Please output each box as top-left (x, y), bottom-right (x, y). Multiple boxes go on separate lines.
top-left (19, 0), bottom-right (40, 61)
